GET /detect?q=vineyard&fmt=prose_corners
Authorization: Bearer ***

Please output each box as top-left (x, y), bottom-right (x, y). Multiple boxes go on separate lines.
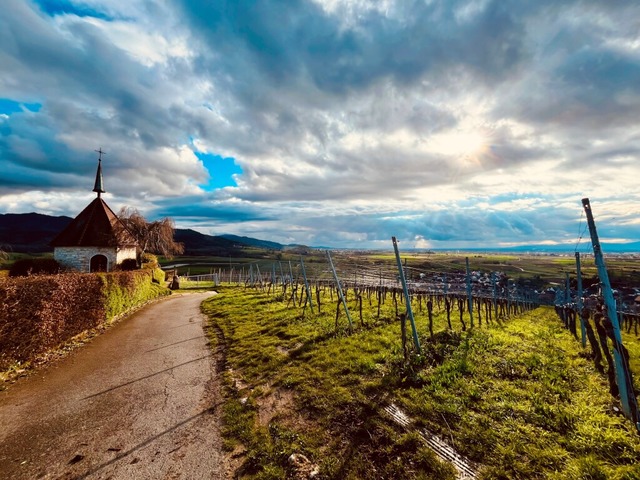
top-left (179, 242), bottom-right (640, 479)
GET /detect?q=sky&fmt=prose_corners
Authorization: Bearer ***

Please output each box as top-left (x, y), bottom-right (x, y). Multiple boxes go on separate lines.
top-left (1, 0), bottom-right (639, 250)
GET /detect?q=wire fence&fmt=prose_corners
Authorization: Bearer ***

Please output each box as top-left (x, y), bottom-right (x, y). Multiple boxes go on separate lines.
top-left (166, 245), bottom-right (640, 432)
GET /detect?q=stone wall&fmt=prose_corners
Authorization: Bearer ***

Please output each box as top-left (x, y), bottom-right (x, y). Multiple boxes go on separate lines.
top-left (54, 246), bottom-right (137, 272)
top-left (116, 247), bottom-right (137, 265)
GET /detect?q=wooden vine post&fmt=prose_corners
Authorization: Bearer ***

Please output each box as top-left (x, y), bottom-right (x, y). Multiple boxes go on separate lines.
top-left (582, 197), bottom-right (640, 432)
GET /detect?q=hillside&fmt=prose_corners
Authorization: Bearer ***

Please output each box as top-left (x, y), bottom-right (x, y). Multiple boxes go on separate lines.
top-left (173, 229), bottom-right (242, 256)
top-left (220, 233), bottom-right (284, 250)
top-left (0, 212), bottom-right (284, 255)
top-left (0, 212), bottom-right (73, 253)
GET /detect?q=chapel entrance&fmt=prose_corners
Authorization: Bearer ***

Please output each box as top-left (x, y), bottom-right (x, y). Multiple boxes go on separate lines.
top-left (90, 254), bottom-right (108, 272)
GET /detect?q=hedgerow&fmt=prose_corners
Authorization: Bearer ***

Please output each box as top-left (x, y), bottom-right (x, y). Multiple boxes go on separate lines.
top-left (0, 269), bottom-right (169, 371)
top-left (9, 258), bottom-right (61, 277)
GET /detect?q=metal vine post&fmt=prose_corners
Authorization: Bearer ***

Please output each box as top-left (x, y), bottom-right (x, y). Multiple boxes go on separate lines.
top-left (582, 197), bottom-right (640, 431)
top-left (300, 256), bottom-right (314, 312)
top-left (575, 252), bottom-right (586, 348)
top-left (326, 250), bottom-right (353, 329)
top-left (392, 237), bottom-right (421, 353)
top-left (465, 257), bottom-right (474, 327)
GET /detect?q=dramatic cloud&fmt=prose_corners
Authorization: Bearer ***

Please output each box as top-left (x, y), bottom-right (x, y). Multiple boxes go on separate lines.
top-left (1, 0), bottom-right (639, 249)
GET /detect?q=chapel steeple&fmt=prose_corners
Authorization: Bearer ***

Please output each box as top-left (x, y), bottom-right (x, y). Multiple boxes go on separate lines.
top-left (93, 147), bottom-right (106, 197)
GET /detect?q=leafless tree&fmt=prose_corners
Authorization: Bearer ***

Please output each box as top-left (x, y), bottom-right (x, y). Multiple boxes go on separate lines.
top-left (117, 207), bottom-right (184, 260)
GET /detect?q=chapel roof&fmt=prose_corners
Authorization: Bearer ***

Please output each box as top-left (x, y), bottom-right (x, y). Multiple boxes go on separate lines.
top-left (50, 197), bottom-right (137, 247)
top-left (50, 150), bottom-right (136, 248)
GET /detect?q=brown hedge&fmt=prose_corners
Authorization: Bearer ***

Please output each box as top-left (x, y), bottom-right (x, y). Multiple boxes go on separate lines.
top-left (0, 270), bottom-right (168, 371)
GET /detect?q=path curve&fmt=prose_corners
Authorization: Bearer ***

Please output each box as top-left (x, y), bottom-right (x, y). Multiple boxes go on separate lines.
top-left (0, 291), bottom-right (228, 479)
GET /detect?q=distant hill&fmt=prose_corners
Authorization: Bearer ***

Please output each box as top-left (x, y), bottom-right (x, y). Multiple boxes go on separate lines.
top-left (0, 212), bottom-right (286, 255)
top-left (173, 229), bottom-right (242, 256)
top-left (430, 241), bottom-right (640, 254)
top-left (0, 212), bottom-right (73, 253)
top-left (220, 234), bottom-right (284, 250)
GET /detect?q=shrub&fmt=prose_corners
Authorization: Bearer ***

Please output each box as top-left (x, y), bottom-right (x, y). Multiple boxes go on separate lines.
top-left (141, 252), bottom-right (158, 269)
top-left (0, 270), bottom-right (170, 370)
top-left (117, 258), bottom-right (139, 271)
top-left (152, 267), bottom-right (166, 284)
top-left (0, 273), bottom-right (104, 369)
top-left (9, 258), bottom-right (61, 277)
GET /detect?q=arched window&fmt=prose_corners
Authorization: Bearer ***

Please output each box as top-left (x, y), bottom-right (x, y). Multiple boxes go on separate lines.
top-left (90, 254), bottom-right (108, 272)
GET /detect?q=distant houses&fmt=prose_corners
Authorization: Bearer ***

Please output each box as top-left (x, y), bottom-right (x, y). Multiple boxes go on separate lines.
top-left (50, 152), bottom-right (137, 272)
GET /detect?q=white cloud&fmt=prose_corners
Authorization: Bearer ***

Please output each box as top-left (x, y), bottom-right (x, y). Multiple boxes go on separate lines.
top-left (1, 0), bottom-right (639, 248)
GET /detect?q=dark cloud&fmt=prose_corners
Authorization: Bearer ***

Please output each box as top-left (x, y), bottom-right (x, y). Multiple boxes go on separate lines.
top-left (150, 195), bottom-right (274, 223)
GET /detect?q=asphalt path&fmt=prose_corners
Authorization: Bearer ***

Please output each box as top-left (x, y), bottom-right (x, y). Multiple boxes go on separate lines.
top-left (0, 291), bottom-right (228, 479)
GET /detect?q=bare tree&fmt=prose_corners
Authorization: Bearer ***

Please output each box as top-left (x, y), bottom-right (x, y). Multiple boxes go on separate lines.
top-left (117, 207), bottom-right (184, 260)
top-left (0, 245), bottom-right (10, 262)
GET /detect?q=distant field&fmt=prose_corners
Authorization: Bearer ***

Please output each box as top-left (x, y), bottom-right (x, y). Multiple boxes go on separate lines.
top-left (161, 251), bottom-right (640, 288)
top-left (3, 250), bottom-right (638, 289)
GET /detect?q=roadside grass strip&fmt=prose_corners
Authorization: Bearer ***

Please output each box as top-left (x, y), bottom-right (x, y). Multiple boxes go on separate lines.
top-left (203, 286), bottom-right (640, 479)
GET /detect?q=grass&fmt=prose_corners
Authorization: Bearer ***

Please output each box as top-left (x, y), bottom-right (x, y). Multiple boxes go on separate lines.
top-left (203, 285), bottom-right (640, 479)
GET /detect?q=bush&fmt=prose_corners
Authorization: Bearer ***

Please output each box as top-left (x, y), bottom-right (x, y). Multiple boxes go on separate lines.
top-left (9, 258), bottom-right (61, 277)
top-left (141, 252), bottom-right (158, 269)
top-left (152, 267), bottom-right (166, 284)
top-left (0, 270), bottom-right (170, 370)
top-left (117, 258), bottom-right (139, 271)
top-left (98, 270), bottom-right (170, 320)
top-left (0, 274), bottom-right (104, 369)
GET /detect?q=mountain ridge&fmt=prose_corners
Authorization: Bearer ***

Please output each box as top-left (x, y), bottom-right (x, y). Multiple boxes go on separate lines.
top-left (1, 212), bottom-right (639, 254)
top-left (0, 212), bottom-right (286, 255)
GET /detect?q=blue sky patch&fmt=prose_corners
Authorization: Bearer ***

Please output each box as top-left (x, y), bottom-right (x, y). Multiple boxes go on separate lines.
top-left (196, 152), bottom-right (243, 190)
top-left (0, 98), bottom-right (42, 115)
top-left (34, 0), bottom-right (113, 20)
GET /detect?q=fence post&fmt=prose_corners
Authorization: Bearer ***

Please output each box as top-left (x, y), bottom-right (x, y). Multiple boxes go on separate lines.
top-left (392, 237), bottom-right (421, 353)
top-left (288, 261), bottom-right (294, 287)
top-left (300, 256), bottom-right (314, 313)
top-left (576, 252), bottom-right (587, 348)
top-left (256, 264), bottom-right (263, 288)
top-left (326, 250), bottom-right (353, 329)
top-left (583, 197), bottom-right (640, 431)
top-left (492, 272), bottom-right (498, 320)
top-left (466, 257), bottom-right (474, 328)
top-left (279, 261), bottom-right (285, 292)
top-left (565, 272), bottom-right (571, 329)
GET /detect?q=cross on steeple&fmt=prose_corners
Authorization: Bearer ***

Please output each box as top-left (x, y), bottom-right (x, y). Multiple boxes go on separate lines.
top-left (93, 147), bottom-right (106, 197)
top-left (95, 147), bottom-right (106, 161)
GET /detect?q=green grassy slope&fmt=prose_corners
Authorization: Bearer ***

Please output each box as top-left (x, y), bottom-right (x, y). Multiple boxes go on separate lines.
top-left (204, 286), bottom-right (640, 479)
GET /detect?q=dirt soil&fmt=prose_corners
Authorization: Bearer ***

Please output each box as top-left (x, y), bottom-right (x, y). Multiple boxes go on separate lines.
top-left (0, 291), bottom-right (230, 479)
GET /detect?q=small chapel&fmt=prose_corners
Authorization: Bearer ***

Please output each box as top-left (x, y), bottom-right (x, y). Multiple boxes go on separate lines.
top-left (51, 151), bottom-right (137, 273)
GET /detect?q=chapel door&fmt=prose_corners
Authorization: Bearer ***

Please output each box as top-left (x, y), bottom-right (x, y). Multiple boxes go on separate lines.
top-left (90, 254), bottom-right (108, 272)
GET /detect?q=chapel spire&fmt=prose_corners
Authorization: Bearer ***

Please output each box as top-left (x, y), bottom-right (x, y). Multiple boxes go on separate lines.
top-left (93, 147), bottom-right (106, 197)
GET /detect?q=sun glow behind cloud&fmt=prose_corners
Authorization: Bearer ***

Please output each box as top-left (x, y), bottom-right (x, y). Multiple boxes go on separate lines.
top-left (429, 129), bottom-right (487, 159)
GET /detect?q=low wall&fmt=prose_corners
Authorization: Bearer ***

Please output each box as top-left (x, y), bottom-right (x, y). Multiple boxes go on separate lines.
top-left (0, 269), bottom-right (169, 371)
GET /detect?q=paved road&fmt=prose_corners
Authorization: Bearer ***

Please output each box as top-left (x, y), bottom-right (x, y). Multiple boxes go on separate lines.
top-left (0, 292), bottom-right (228, 480)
